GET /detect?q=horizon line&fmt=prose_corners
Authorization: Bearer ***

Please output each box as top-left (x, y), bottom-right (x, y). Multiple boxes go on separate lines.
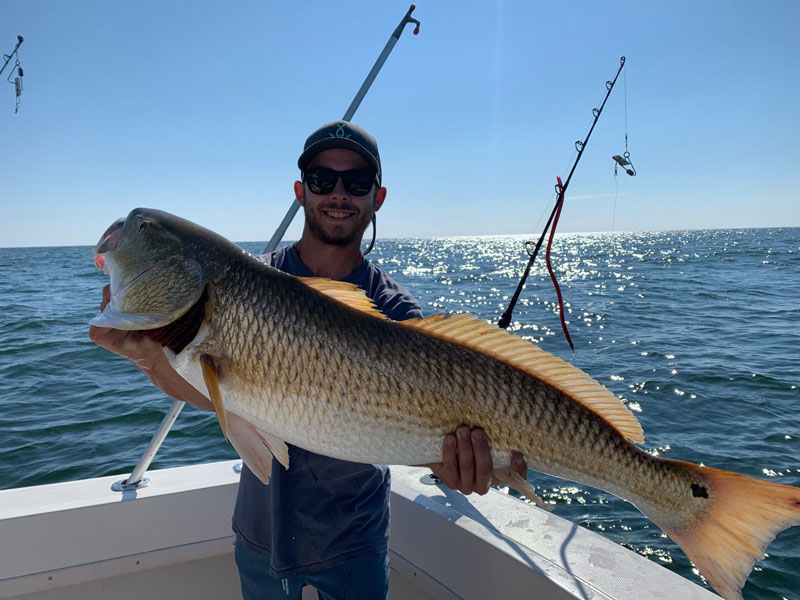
top-left (2, 224), bottom-right (798, 250)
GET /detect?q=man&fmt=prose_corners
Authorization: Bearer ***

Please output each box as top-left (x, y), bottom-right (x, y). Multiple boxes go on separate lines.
top-left (90, 120), bottom-right (526, 599)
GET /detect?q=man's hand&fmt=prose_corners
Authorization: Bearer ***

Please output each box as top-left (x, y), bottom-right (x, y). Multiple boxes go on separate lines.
top-left (89, 285), bottom-right (164, 370)
top-left (424, 425), bottom-right (527, 496)
top-left (89, 285), bottom-right (213, 411)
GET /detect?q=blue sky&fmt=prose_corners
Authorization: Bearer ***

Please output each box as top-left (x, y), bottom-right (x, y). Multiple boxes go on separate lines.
top-left (1, 0), bottom-right (798, 247)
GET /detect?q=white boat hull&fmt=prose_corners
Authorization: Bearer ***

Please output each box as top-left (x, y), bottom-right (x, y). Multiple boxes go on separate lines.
top-left (0, 462), bottom-right (719, 600)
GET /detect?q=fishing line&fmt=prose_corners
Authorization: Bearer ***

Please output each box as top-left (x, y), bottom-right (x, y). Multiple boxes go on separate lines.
top-left (623, 65), bottom-right (628, 154)
top-left (528, 139), bottom-right (582, 244)
top-left (612, 65), bottom-right (636, 178)
top-left (0, 112), bottom-right (15, 137)
top-left (605, 65), bottom-right (636, 377)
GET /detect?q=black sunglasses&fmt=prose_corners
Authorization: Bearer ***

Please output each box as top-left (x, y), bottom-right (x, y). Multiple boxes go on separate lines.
top-left (303, 167), bottom-right (378, 196)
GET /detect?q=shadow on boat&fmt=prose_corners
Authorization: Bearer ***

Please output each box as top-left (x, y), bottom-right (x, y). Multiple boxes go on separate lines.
top-left (416, 485), bottom-right (592, 600)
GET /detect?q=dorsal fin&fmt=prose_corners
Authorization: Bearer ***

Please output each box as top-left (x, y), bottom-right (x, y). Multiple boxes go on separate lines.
top-left (298, 277), bottom-right (387, 320)
top-left (401, 313), bottom-right (645, 443)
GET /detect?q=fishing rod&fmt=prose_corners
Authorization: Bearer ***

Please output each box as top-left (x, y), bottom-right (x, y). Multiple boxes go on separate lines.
top-left (263, 4), bottom-right (421, 255)
top-left (1, 35), bottom-right (24, 114)
top-left (498, 57), bottom-right (627, 342)
top-left (116, 7), bottom-right (421, 491)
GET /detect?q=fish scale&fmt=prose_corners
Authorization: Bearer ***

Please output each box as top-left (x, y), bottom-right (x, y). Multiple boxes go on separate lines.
top-left (210, 269), bottom-right (643, 477)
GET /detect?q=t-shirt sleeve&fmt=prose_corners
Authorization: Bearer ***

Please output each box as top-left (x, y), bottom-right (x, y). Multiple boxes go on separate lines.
top-left (259, 249), bottom-right (422, 321)
top-left (255, 251), bottom-right (280, 268)
top-left (371, 274), bottom-right (423, 322)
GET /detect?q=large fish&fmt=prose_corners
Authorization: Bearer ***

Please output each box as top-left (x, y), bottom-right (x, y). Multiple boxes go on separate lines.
top-left (91, 208), bottom-right (800, 600)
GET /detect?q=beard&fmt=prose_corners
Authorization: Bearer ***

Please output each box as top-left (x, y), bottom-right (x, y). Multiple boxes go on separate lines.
top-left (304, 198), bottom-right (374, 247)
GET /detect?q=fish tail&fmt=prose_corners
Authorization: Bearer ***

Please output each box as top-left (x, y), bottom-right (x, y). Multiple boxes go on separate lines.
top-left (652, 460), bottom-right (800, 600)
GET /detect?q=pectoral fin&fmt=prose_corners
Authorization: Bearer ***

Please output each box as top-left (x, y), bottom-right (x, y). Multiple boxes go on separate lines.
top-left (493, 469), bottom-right (552, 511)
top-left (258, 430), bottom-right (290, 470)
top-left (199, 353), bottom-right (227, 437)
top-left (226, 412), bottom-right (277, 485)
top-left (224, 412), bottom-right (291, 484)
top-left (197, 353), bottom-right (289, 483)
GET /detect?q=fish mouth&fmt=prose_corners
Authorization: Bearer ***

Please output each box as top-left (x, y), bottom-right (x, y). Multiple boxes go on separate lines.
top-left (90, 264), bottom-right (168, 330)
top-left (93, 217), bottom-right (125, 271)
top-left (92, 215), bottom-right (158, 320)
top-left (92, 215), bottom-right (156, 290)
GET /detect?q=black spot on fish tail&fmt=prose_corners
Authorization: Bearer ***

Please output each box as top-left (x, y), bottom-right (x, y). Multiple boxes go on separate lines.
top-left (141, 287), bottom-right (207, 353)
top-left (691, 483), bottom-right (709, 498)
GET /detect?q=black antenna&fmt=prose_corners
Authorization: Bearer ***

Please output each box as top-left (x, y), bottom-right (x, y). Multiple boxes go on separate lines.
top-left (498, 56), bottom-right (627, 331)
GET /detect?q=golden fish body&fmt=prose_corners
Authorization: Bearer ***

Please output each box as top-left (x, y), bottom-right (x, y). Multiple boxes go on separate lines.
top-left (92, 208), bottom-right (800, 600)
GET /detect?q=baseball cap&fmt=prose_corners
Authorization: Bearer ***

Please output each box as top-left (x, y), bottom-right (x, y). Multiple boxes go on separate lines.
top-left (297, 120), bottom-right (382, 184)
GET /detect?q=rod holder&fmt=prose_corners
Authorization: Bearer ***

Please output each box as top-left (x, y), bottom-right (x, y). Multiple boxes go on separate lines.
top-left (111, 477), bottom-right (151, 492)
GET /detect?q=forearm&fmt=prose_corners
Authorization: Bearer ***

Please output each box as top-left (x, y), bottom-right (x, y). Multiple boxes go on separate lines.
top-left (89, 319), bottom-right (213, 412)
top-left (142, 352), bottom-right (214, 412)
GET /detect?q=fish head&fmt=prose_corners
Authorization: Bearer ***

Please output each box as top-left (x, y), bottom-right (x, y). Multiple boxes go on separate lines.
top-left (90, 208), bottom-right (207, 330)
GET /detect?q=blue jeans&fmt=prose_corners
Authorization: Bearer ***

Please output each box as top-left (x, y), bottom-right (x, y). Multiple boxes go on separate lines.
top-left (234, 538), bottom-right (390, 600)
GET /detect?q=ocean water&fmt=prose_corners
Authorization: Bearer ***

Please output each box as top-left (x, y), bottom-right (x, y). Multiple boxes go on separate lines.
top-left (0, 228), bottom-right (798, 599)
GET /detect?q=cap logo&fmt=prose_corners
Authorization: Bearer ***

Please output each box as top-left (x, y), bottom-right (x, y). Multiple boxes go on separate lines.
top-left (329, 123), bottom-right (352, 139)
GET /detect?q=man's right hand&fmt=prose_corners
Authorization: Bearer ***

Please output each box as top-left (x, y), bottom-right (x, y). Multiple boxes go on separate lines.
top-left (89, 285), bottom-right (213, 411)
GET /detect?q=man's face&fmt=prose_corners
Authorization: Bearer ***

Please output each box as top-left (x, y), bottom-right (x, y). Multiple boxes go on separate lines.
top-left (297, 149), bottom-right (384, 247)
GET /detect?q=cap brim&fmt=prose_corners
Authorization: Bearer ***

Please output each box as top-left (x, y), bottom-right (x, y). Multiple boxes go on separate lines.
top-left (298, 139), bottom-right (381, 179)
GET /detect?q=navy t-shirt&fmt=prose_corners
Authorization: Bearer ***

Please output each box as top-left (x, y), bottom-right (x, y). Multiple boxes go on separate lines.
top-left (231, 244), bottom-right (422, 578)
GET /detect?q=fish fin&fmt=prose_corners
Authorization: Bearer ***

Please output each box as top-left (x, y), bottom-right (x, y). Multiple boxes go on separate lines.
top-left (198, 352), bottom-right (289, 480)
top-left (226, 412), bottom-right (275, 485)
top-left (299, 277), bottom-right (387, 320)
top-left (199, 353), bottom-right (227, 438)
top-left (256, 429), bottom-right (290, 470)
top-left (402, 314), bottom-right (644, 443)
top-left (493, 469), bottom-right (552, 511)
top-left (200, 354), bottom-right (289, 474)
top-left (651, 460), bottom-right (800, 600)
